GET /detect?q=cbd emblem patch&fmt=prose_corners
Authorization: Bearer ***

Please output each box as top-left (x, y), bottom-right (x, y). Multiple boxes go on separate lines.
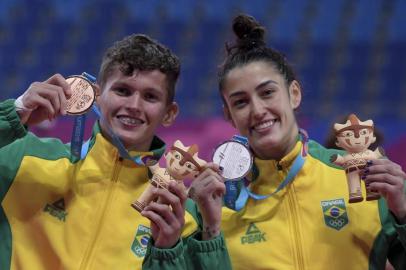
top-left (241, 223), bottom-right (266, 244)
top-left (131, 225), bottom-right (151, 258)
top-left (321, 199), bottom-right (349, 230)
top-left (43, 198), bottom-right (68, 222)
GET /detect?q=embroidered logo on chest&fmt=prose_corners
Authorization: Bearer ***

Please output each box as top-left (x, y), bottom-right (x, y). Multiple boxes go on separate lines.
top-left (131, 224), bottom-right (151, 258)
top-left (240, 223), bottom-right (266, 244)
top-left (321, 199), bottom-right (349, 230)
top-left (43, 198), bottom-right (68, 222)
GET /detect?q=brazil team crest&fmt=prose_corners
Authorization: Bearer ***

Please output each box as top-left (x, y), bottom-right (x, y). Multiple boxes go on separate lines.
top-left (321, 199), bottom-right (349, 230)
top-left (131, 225), bottom-right (151, 258)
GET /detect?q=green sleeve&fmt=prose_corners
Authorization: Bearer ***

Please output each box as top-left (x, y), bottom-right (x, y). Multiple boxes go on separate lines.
top-left (0, 135), bottom-right (28, 201)
top-left (394, 223), bottom-right (406, 247)
top-left (385, 222), bottom-right (406, 269)
top-left (0, 99), bottom-right (27, 148)
top-left (186, 231), bottom-right (232, 270)
top-left (0, 132), bottom-right (70, 201)
top-left (142, 239), bottom-right (187, 270)
top-left (0, 131), bottom-right (31, 267)
top-left (386, 187), bottom-right (406, 270)
top-left (142, 232), bottom-right (232, 270)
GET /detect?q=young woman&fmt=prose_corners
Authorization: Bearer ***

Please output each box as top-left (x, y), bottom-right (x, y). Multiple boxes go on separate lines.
top-left (191, 14), bottom-right (406, 270)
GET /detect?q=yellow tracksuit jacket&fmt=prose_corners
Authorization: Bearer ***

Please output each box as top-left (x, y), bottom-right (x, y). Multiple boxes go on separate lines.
top-left (0, 99), bottom-right (230, 270)
top-left (221, 139), bottom-right (406, 270)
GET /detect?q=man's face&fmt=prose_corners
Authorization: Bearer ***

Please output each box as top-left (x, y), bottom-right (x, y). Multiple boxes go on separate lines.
top-left (97, 67), bottom-right (178, 151)
top-left (336, 128), bottom-right (375, 153)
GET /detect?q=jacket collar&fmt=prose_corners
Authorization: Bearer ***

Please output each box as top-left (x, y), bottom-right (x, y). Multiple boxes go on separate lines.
top-left (88, 121), bottom-right (166, 165)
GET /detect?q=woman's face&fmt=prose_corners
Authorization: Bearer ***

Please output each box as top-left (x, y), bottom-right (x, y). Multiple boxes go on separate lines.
top-left (222, 61), bottom-right (302, 160)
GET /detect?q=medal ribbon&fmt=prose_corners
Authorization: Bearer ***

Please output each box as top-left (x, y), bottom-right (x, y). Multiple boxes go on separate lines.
top-left (223, 135), bottom-right (250, 209)
top-left (229, 129), bottom-right (309, 211)
top-left (70, 72), bottom-right (95, 159)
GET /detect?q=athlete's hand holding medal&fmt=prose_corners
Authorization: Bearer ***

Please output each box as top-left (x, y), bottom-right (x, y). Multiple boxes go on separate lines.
top-left (15, 73), bottom-right (98, 125)
top-left (188, 135), bottom-right (253, 240)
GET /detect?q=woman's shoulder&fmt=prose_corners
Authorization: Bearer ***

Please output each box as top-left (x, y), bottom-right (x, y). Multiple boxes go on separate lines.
top-left (307, 139), bottom-right (345, 169)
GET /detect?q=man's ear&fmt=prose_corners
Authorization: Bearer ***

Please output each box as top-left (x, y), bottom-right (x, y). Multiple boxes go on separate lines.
top-left (223, 104), bottom-right (236, 128)
top-left (162, 102), bottom-right (179, 127)
top-left (94, 84), bottom-right (103, 106)
top-left (289, 80), bottom-right (302, 110)
top-left (94, 84), bottom-right (101, 97)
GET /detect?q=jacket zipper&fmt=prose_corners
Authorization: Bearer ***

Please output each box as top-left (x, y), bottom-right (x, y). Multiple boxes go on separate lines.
top-left (79, 152), bottom-right (122, 269)
top-left (287, 185), bottom-right (305, 270)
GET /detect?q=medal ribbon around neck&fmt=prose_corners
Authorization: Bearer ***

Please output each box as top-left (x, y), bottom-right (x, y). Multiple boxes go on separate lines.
top-left (70, 72), bottom-right (163, 167)
top-left (232, 129), bottom-right (309, 211)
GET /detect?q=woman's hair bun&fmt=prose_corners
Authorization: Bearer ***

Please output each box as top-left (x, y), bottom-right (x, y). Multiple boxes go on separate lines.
top-left (232, 14), bottom-right (266, 50)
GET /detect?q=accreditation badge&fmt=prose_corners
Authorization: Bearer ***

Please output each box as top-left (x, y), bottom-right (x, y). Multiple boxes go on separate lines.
top-left (65, 75), bottom-right (97, 115)
top-left (212, 136), bottom-right (253, 181)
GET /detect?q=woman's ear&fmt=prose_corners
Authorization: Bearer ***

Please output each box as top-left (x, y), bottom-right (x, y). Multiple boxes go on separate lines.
top-left (223, 104), bottom-right (236, 128)
top-left (162, 102), bottom-right (179, 127)
top-left (289, 80), bottom-right (302, 110)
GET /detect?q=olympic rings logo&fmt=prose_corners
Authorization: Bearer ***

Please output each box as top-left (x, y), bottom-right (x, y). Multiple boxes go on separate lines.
top-left (329, 218), bottom-right (345, 227)
top-left (132, 245), bottom-right (146, 256)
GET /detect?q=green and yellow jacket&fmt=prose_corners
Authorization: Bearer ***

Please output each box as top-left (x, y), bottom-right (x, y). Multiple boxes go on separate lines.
top-left (0, 99), bottom-right (230, 270)
top-left (221, 138), bottom-right (406, 270)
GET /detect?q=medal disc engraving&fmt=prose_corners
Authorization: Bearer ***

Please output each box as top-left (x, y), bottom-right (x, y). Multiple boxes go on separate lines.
top-left (66, 76), bottom-right (96, 115)
top-left (212, 141), bottom-right (253, 181)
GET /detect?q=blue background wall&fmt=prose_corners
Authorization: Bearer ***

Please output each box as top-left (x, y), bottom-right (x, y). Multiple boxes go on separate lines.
top-left (0, 0), bottom-right (405, 164)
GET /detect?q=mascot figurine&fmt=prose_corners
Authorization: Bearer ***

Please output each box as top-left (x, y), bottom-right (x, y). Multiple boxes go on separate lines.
top-left (132, 140), bottom-right (206, 212)
top-left (330, 114), bottom-right (384, 203)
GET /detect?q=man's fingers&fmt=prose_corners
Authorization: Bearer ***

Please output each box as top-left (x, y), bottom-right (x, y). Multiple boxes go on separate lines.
top-left (168, 181), bottom-right (188, 205)
top-left (142, 201), bottom-right (182, 233)
top-left (25, 94), bottom-right (55, 119)
top-left (45, 73), bottom-right (72, 97)
top-left (44, 74), bottom-right (72, 115)
top-left (167, 183), bottom-right (187, 219)
top-left (141, 209), bottom-right (171, 235)
top-left (38, 87), bottom-right (61, 117)
top-left (150, 187), bottom-right (186, 222)
top-left (24, 82), bottom-right (70, 118)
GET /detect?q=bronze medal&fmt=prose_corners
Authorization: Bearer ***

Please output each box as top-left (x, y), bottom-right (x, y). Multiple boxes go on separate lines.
top-left (65, 75), bottom-right (96, 115)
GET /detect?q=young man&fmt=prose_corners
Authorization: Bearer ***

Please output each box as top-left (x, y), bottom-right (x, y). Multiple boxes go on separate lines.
top-left (0, 34), bottom-right (230, 269)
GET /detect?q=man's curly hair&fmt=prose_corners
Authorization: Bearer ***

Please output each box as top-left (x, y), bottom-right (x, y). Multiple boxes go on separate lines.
top-left (98, 34), bottom-right (180, 103)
